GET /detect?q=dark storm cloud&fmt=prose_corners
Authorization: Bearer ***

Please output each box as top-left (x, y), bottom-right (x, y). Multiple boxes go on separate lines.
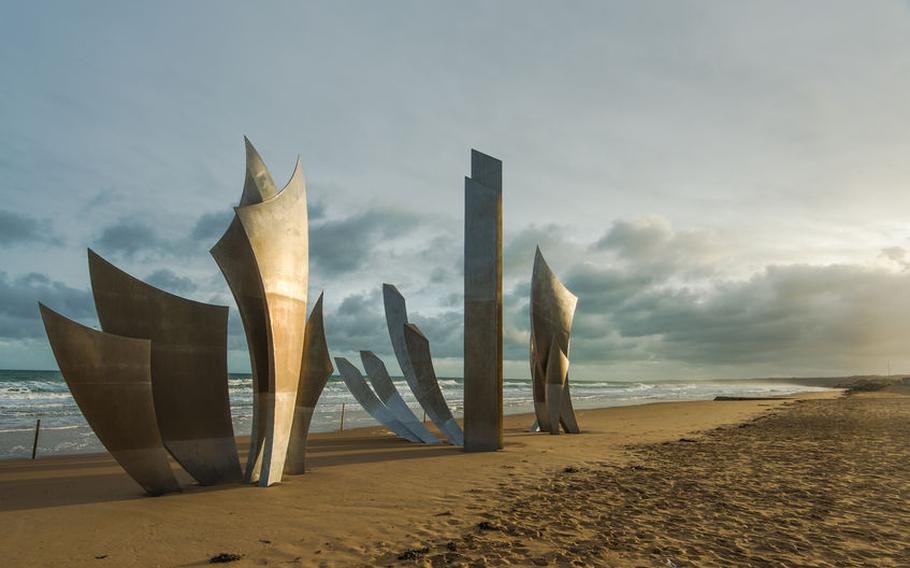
top-left (0, 272), bottom-right (93, 339)
top-left (321, 288), bottom-right (464, 362)
top-left (94, 209), bottom-right (231, 261)
top-left (611, 264), bottom-right (910, 368)
top-left (144, 268), bottom-right (198, 295)
top-left (410, 310), bottom-right (463, 359)
top-left (94, 220), bottom-right (163, 259)
top-left (559, 219), bottom-right (910, 371)
top-left (0, 209), bottom-right (63, 247)
top-left (94, 205), bottom-right (424, 273)
top-left (190, 209), bottom-right (233, 242)
top-left (310, 208), bottom-right (421, 277)
top-left (322, 289), bottom-right (389, 355)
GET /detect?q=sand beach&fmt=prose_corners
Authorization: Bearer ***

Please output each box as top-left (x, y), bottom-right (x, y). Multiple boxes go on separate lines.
top-left (3, 385), bottom-right (906, 567)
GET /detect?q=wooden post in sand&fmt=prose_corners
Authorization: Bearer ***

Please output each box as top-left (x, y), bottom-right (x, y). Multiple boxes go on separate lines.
top-left (31, 419), bottom-right (41, 460)
top-left (339, 403), bottom-right (346, 432)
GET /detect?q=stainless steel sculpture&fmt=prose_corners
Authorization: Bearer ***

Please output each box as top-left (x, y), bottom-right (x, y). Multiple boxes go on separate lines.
top-left (383, 284), bottom-right (464, 445)
top-left (88, 250), bottom-right (242, 485)
top-left (402, 323), bottom-right (464, 445)
top-left (211, 138), bottom-right (309, 486)
top-left (39, 304), bottom-right (180, 496)
top-left (285, 293), bottom-right (333, 475)
top-left (335, 357), bottom-right (421, 442)
top-left (530, 248), bottom-right (581, 434)
top-left (360, 351), bottom-right (440, 444)
top-left (463, 149), bottom-right (503, 452)
top-left (545, 341), bottom-right (570, 435)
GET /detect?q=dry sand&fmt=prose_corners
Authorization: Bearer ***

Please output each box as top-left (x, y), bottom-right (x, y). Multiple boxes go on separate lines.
top-left (3, 388), bottom-right (906, 567)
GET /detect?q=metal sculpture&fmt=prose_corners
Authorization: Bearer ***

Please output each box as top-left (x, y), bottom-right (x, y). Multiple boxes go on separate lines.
top-left (88, 250), bottom-right (242, 485)
top-left (360, 351), bottom-right (439, 444)
top-left (402, 323), bottom-right (464, 445)
top-left (463, 149), bottom-right (503, 452)
top-left (334, 357), bottom-right (421, 442)
top-left (285, 292), bottom-right (333, 474)
top-left (209, 138), bottom-right (277, 483)
top-left (383, 284), bottom-right (464, 445)
top-left (39, 304), bottom-right (180, 496)
top-left (211, 138), bottom-right (309, 486)
top-left (530, 248), bottom-right (580, 434)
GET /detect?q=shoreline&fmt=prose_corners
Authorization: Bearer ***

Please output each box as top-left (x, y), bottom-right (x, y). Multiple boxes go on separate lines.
top-left (0, 390), bottom-right (839, 567)
top-left (0, 377), bottom-right (831, 460)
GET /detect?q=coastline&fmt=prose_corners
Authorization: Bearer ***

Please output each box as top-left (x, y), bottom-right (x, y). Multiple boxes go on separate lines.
top-left (0, 390), bottom-right (839, 567)
top-left (0, 371), bottom-right (832, 459)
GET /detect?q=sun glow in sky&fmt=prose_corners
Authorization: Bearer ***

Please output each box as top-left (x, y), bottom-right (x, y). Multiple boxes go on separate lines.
top-left (3, 1), bottom-right (910, 379)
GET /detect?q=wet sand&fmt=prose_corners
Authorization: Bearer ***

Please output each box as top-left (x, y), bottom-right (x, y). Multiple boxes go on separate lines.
top-left (5, 389), bottom-right (901, 567)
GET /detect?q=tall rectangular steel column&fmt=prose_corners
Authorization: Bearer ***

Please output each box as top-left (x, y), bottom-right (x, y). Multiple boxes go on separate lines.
top-left (463, 149), bottom-right (503, 451)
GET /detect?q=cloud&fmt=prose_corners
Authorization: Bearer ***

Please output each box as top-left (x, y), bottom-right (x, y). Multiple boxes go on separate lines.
top-left (310, 208), bottom-right (421, 277)
top-left (308, 198), bottom-right (326, 221)
top-left (880, 246), bottom-right (910, 271)
top-left (94, 220), bottom-right (162, 259)
top-left (94, 209), bottom-right (232, 260)
top-left (322, 288), bottom-right (463, 366)
top-left (22, 203), bottom-right (910, 380)
top-left (0, 209), bottom-right (63, 248)
top-left (323, 289), bottom-right (389, 358)
top-left (503, 224), bottom-right (576, 278)
top-left (316, 213), bottom-right (910, 378)
top-left (562, 218), bottom-right (910, 375)
top-left (0, 272), bottom-right (94, 339)
top-left (593, 216), bottom-right (726, 281)
top-left (190, 209), bottom-right (233, 243)
top-left (144, 268), bottom-right (198, 295)
top-left (92, 205), bottom-right (424, 274)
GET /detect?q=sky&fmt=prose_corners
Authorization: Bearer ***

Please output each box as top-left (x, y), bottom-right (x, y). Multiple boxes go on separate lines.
top-left (3, 1), bottom-right (910, 380)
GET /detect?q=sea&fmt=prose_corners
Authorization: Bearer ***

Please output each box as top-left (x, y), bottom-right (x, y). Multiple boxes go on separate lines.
top-left (0, 369), bottom-right (830, 459)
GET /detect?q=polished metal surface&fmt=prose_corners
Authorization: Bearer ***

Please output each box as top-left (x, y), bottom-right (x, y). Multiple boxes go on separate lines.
top-left (463, 149), bottom-right (503, 452)
top-left (211, 139), bottom-right (278, 481)
top-left (335, 357), bottom-right (421, 442)
top-left (211, 138), bottom-right (309, 486)
top-left (88, 250), bottom-right (242, 485)
top-left (402, 323), bottom-right (464, 445)
top-left (240, 135), bottom-right (278, 206)
top-left (286, 292), bottom-right (333, 474)
top-left (557, 382), bottom-right (580, 434)
top-left (39, 304), bottom-right (180, 496)
top-left (360, 351), bottom-right (439, 444)
top-left (211, 216), bottom-right (270, 482)
top-left (384, 284), bottom-right (464, 445)
top-left (544, 340), bottom-right (569, 436)
top-left (530, 248), bottom-right (581, 434)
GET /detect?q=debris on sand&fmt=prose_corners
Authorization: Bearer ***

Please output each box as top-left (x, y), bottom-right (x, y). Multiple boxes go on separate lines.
top-left (397, 546), bottom-right (429, 560)
top-left (208, 552), bottom-right (243, 563)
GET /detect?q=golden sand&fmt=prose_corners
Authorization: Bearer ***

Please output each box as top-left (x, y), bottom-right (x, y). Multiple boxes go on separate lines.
top-left (5, 389), bottom-right (907, 566)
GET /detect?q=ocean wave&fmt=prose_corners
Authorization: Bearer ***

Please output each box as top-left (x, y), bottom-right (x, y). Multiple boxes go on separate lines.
top-left (0, 424), bottom-right (83, 434)
top-left (0, 370), bottom-right (832, 459)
